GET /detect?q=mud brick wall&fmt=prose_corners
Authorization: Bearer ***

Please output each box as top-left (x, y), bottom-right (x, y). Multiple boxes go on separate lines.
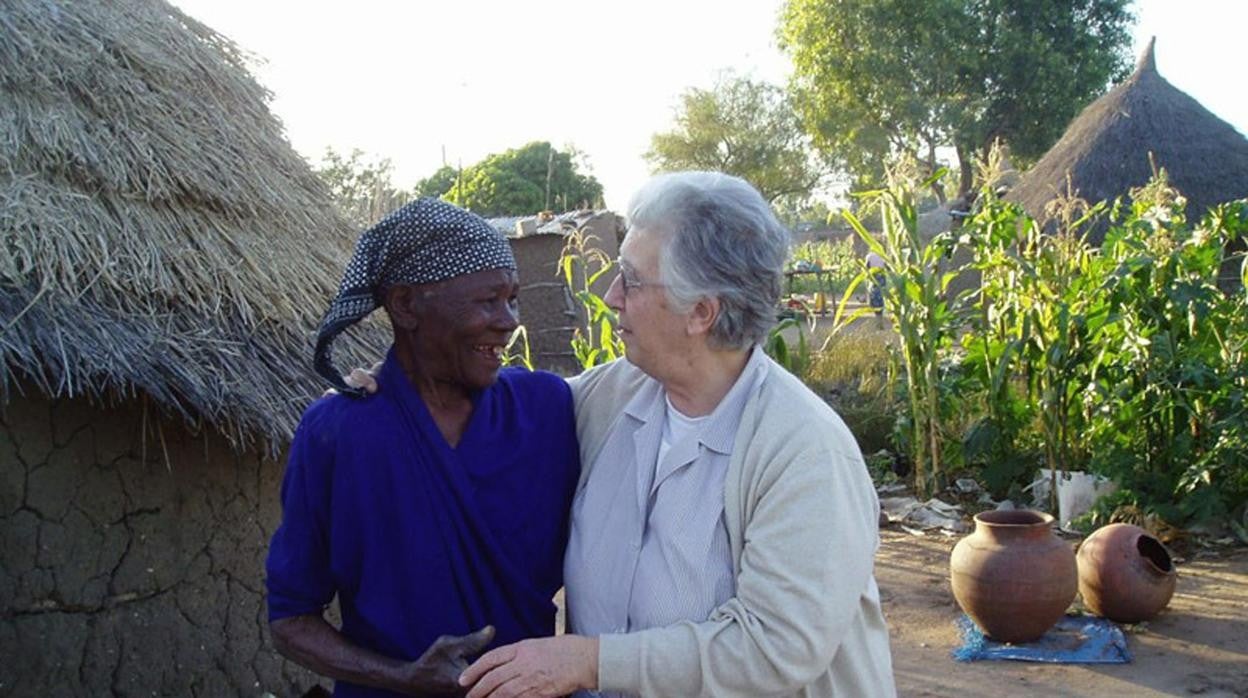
top-left (509, 214), bottom-right (623, 377)
top-left (0, 391), bottom-right (323, 696)
top-left (513, 233), bottom-right (580, 376)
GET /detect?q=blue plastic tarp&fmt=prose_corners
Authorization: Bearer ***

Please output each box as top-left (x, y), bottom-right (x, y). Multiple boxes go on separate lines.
top-left (952, 614), bottom-right (1132, 663)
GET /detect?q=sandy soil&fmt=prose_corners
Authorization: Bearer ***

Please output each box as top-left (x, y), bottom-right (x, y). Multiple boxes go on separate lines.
top-left (878, 528), bottom-right (1248, 698)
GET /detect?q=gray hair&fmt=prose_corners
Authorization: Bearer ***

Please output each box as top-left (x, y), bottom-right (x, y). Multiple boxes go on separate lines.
top-left (627, 172), bottom-right (790, 349)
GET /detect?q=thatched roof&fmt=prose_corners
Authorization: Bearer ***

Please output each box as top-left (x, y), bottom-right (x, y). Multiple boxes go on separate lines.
top-left (1, 0), bottom-right (388, 450)
top-left (1007, 39), bottom-right (1248, 242)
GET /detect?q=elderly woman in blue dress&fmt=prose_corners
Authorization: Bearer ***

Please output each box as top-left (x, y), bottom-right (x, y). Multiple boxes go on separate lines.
top-left (265, 200), bottom-right (580, 697)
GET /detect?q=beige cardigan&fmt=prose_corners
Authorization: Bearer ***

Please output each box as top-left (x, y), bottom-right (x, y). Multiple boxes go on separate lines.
top-left (569, 356), bottom-right (896, 697)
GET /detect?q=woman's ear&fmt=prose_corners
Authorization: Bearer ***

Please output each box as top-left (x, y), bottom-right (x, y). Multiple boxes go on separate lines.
top-left (686, 296), bottom-right (720, 337)
top-left (383, 285), bottom-right (421, 331)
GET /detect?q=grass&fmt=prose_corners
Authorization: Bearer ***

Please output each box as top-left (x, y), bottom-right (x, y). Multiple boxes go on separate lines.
top-left (801, 323), bottom-right (897, 456)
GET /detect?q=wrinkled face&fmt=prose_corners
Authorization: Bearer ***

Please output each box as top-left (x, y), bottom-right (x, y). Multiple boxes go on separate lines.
top-left (604, 226), bottom-right (689, 378)
top-left (399, 268), bottom-right (520, 391)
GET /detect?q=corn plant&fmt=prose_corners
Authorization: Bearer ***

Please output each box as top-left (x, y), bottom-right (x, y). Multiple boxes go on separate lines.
top-left (958, 195), bottom-right (1037, 497)
top-left (832, 168), bottom-right (970, 497)
top-left (1019, 209), bottom-right (1108, 511)
top-left (763, 317), bottom-right (813, 378)
top-left (957, 170), bottom-right (1248, 524)
top-left (559, 226), bottom-right (625, 370)
top-left (1083, 183), bottom-right (1248, 524)
top-left (501, 325), bottom-right (533, 370)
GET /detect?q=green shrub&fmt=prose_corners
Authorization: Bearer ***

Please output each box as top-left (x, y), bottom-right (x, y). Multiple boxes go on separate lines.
top-left (812, 162), bottom-right (1248, 527)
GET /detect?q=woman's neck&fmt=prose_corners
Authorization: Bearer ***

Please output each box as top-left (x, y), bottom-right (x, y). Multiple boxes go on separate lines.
top-left (395, 339), bottom-right (475, 447)
top-left (661, 345), bottom-right (752, 417)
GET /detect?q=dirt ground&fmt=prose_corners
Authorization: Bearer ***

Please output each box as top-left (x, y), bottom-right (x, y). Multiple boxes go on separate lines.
top-left (878, 528), bottom-right (1248, 697)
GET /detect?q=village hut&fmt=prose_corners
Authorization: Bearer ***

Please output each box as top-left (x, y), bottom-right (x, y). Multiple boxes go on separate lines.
top-left (488, 210), bottom-right (623, 375)
top-left (1, 1), bottom-right (387, 695)
top-left (1006, 39), bottom-right (1248, 283)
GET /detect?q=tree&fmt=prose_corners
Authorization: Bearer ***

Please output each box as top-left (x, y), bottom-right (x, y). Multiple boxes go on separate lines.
top-left (646, 74), bottom-right (828, 205)
top-left (415, 165), bottom-right (458, 199)
top-left (314, 148), bottom-right (411, 228)
top-left (779, 0), bottom-right (1134, 198)
top-left (440, 142), bottom-right (603, 217)
top-left (773, 196), bottom-right (836, 228)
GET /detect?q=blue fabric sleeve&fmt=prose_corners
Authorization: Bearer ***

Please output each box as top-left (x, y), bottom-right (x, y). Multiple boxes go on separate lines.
top-left (265, 399), bottom-right (339, 621)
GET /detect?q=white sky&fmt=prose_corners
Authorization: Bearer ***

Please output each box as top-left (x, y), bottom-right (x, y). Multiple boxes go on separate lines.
top-left (170, 0), bottom-right (1247, 210)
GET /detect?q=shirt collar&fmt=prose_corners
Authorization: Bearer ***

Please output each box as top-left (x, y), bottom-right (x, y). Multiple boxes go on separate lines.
top-left (622, 368), bottom-right (665, 423)
top-left (697, 345), bottom-right (767, 455)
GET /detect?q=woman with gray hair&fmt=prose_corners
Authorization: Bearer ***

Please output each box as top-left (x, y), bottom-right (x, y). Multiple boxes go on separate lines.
top-left (629, 171), bottom-right (790, 350)
top-left (461, 171), bottom-right (896, 698)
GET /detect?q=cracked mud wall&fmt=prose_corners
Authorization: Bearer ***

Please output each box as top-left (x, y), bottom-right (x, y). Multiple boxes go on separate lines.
top-left (0, 391), bottom-right (324, 696)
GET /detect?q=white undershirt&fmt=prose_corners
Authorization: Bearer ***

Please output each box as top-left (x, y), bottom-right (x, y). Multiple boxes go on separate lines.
top-left (657, 396), bottom-right (709, 477)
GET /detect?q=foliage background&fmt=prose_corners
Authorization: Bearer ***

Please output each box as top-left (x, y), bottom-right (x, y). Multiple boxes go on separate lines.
top-left (780, 0), bottom-right (1134, 197)
top-left (831, 166), bottom-right (1248, 529)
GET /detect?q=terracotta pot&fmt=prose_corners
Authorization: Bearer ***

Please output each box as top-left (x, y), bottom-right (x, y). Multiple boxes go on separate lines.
top-left (950, 510), bottom-right (1077, 643)
top-left (1077, 523), bottom-right (1177, 623)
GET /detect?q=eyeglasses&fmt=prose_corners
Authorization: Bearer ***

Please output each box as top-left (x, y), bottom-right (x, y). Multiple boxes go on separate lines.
top-left (614, 258), bottom-right (666, 299)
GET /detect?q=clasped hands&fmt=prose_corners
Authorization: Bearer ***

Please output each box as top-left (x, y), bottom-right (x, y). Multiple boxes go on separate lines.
top-left (458, 634), bottom-right (599, 698)
top-left (401, 627), bottom-right (596, 697)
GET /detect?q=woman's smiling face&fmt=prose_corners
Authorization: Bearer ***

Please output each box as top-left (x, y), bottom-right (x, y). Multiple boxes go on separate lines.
top-left (397, 268), bottom-right (521, 391)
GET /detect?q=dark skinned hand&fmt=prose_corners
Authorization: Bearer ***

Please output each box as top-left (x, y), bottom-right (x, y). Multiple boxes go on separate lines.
top-left (270, 617), bottom-right (496, 696)
top-left (404, 625), bottom-right (496, 695)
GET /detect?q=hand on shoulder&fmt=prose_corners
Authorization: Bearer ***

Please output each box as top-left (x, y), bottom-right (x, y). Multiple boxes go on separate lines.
top-left (322, 362), bottom-right (383, 397)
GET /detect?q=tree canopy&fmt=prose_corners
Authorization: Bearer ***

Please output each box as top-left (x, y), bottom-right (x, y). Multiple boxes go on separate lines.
top-left (317, 142), bottom-right (602, 225)
top-left (414, 165), bottom-right (458, 199)
top-left (646, 74), bottom-right (827, 205)
top-left (314, 148), bottom-right (411, 229)
top-left (779, 0), bottom-right (1134, 197)
top-left (437, 141), bottom-right (603, 217)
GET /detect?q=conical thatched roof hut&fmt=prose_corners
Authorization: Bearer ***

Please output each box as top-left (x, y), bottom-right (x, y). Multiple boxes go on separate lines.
top-left (1, 0), bottom-right (386, 448)
top-left (1007, 39), bottom-right (1248, 249)
top-left (2, 1), bottom-right (385, 694)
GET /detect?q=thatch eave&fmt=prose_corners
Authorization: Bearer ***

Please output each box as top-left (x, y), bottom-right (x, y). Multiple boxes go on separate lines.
top-left (1, 0), bottom-right (391, 453)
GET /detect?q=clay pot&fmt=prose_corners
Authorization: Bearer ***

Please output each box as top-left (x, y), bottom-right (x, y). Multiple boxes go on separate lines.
top-left (1077, 523), bottom-right (1177, 623)
top-left (950, 509), bottom-right (1077, 643)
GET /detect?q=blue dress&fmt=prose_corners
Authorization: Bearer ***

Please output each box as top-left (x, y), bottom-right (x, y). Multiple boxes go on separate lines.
top-left (266, 350), bottom-right (580, 697)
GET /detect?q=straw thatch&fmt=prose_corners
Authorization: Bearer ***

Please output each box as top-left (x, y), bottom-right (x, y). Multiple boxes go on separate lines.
top-left (1, 0), bottom-right (388, 450)
top-left (1007, 39), bottom-right (1248, 243)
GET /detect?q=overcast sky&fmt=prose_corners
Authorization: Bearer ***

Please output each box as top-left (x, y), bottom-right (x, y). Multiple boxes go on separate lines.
top-left (170, 0), bottom-right (1247, 209)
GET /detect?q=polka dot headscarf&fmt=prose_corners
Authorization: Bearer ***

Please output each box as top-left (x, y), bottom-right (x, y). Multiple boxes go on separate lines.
top-left (314, 197), bottom-right (516, 396)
